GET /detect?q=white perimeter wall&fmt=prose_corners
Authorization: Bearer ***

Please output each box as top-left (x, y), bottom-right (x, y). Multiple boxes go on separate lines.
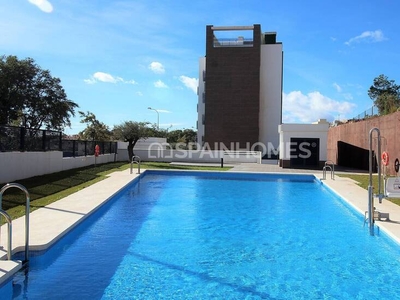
top-left (259, 43), bottom-right (283, 153)
top-left (0, 151), bottom-right (116, 183)
top-left (120, 149), bottom-right (261, 164)
top-left (278, 123), bottom-right (329, 161)
top-left (1, 136), bottom-right (260, 183)
top-left (117, 141), bottom-right (261, 164)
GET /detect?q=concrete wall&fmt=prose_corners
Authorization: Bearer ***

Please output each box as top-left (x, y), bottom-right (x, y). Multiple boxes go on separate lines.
top-left (327, 111), bottom-right (400, 174)
top-left (1, 136), bottom-right (260, 183)
top-left (259, 43), bottom-right (283, 153)
top-left (0, 151), bottom-right (116, 183)
top-left (118, 145), bottom-right (262, 164)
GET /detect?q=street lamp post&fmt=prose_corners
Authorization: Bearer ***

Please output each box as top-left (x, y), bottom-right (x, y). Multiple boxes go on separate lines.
top-left (148, 107), bottom-right (159, 130)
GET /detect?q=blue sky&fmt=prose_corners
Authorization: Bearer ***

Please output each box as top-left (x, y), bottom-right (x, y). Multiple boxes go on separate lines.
top-left (1, 0), bottom-right (399, 134)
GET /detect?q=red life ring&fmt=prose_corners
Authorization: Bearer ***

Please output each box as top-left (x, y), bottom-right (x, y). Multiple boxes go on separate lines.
top-left (382, 151), bottom-right (389, 166)
top-left (95, 145), bottom-right (100, 157)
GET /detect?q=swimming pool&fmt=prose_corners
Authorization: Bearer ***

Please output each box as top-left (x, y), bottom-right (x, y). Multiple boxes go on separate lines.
top-left (1, 170), bottom-right (400, 299)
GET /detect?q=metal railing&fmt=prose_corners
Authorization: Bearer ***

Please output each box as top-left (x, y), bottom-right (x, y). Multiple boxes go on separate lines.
top-left (213, 37), bottom-right (254, 47)
top-left (0, 209), bottom-right (12, 260)
top-left (0, 125), bottom-right (117, 158)
top-left (322, 161), bottom-right (335, 180)
top-left (0, 125), bottom-right (61, 152)
top-left (367, 128), bottom-right (383, 236)
top-left (350, 105), bottom-right (379, 121)
top-left (62, 140), bottom-right (117, 157)
top-left (130, 156), bottom-right (141, 174)
top-left (0, 183), bottom-right (30, 263)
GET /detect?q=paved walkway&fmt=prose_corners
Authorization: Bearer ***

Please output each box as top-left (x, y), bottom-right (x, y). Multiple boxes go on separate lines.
top-left (1, 164), bottom-right (400, 285)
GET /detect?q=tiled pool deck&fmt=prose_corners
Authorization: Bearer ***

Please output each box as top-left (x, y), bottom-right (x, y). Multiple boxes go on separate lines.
top-left (1, 164), bottom-right (400, 285)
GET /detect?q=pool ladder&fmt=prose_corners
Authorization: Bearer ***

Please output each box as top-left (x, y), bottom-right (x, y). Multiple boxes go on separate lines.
top-left (130, 155), bottom-right (141, 174)
top-left (367, 128), bottom-right (384, 236)
top-left (0, 209), bottom-right (12, 260)
top-left (0, 183), bottom-right (30, 263)
top-left (322, 160), bottom-right (335, 180)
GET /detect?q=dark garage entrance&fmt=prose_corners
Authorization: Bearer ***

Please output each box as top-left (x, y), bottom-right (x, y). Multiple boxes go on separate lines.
top-left (337, 141), bottom-right (376, 172)
top-left (290, 138), bottom-right (320, 168)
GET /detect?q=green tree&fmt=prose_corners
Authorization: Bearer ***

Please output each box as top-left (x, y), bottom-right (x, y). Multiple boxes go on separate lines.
top-left (166, 129), bottom-right (197, 149)
top-left (181, 129), bottom-right (197, 145)
top-left (113, 121), bottom-right (151, 161)
top-left (145, 124), bottom-right (168, 138)
top-left (0, 56), bottom-right (33, 124)
top-left (78, 111), bottom-right (112, 141)
top-left (167, 129), bottom-right (183, 144)
top-left (0, 55), bottom-right (78, 130)
top-left (368, 74), bottom-right (400, 115)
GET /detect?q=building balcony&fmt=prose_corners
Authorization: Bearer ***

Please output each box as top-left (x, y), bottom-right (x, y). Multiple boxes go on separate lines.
top-left (213, 37), bottom-right (253, 47)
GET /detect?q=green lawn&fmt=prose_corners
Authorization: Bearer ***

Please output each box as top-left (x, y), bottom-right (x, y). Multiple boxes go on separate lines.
top-left (1, 162), bottom-right (231, 223)
top-left (338, 174), bottom-right (400, 206)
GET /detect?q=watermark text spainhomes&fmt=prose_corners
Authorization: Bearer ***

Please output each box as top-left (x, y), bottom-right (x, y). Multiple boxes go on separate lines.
top-left (146, 141), bottom-right (316, 159)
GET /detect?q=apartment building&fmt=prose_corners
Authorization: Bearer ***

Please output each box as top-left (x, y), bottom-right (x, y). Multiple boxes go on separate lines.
top-left (197, 24), bottom-right (283, 157)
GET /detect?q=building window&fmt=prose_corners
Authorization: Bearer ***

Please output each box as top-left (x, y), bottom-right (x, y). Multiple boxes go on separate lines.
top-left (213, 36), bottom-right (253, 48)
top-left (202, 114), bottom-right (205, 125)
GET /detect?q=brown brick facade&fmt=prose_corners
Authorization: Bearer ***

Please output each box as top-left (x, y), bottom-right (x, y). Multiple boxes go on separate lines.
top-left (327, 111), bottom-right (400, 175)
top-left (204, 25), bottom-right (261, 149)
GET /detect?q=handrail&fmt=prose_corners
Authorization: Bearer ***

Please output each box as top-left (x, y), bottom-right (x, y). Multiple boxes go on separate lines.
top-left (130, 155), bottom-right (141, 174)
top-left (368, 128), bottom-right (382, 236)
top-left (0, 183), bottom-right (30, 262)
top-left (0, 209), bottom-right (12, 260)
top-left (322, 161), bottom-right (335, 180)
top-left (322, 166), bottom-right (332, 180)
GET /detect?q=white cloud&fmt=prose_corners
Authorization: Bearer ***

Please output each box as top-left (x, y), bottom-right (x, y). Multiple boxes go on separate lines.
top-left (93, 72), bottom-right (119, 83)
top-left (333, 83), bottom-right (354, 100)
top-left (154, 80), bottom-right (168, 88)
top-left (149, 62), bottom-right (165, 74)
top-left (28, 0), bottom-right (53, 13)
top-left (282, 91), bottom-right (356, 123)
top-left (83, 78), bottom-right (96, 84)
top-left (136, 91), bottom-right (143, 96)
top-left (333, 82), bottom-right (342, 93)
top-left (342, 93), bottom-right (353, 101)
top-left (124, 80), bottom-right (137, 85)
top-left (84, 72), bottom-right (136, 84)
top-left (345, 30), bottom-right (386, 46)
top-left (179, 75), bottom-right (198, 94)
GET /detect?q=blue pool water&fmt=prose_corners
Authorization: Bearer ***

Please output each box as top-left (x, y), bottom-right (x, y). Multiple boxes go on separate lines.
top-left (1, 171), bottom-right (400, 299)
